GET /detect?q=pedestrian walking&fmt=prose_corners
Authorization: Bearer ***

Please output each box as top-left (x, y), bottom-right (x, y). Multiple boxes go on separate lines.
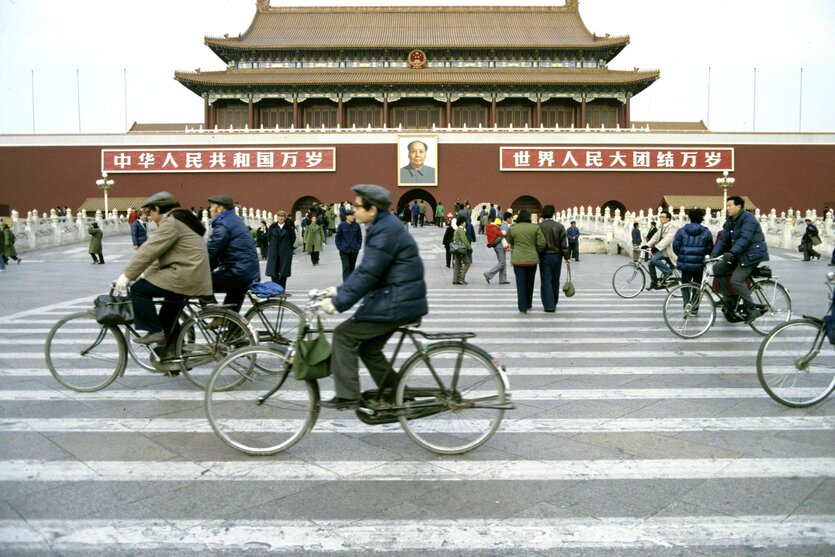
top-left (800, 218), bottom-right (822, 261)
top-left (434, 202), bottom-right (445, 228)
top-left (88, 222), bottom-right (104, 264)
top-left (131, 210), bottom-right (148, 250)
top-left (631, 222), bottom-right (642, 262)
top-left (538, 204), bottom-right (571, 312)
top-left (304, 214), bottom-right (325, 265)
top-left (452, 216), bottom-right (472, 285)
top-left (442, 215), bottom-right (454, 268)
top-left (335, 208), bottom-right (362, 281)
top-left (0, 222), bottom-right (21, 267)
top-left (265, 210), bottom-right (295, 289)
top-left (566, 220), bottom-right (580, 261)
top-left (256, 220), bottom-right (269, 259)
top-left (507, 209), bottom-right (545, 313)
top-left (483, 218), bottom-right (509, 285)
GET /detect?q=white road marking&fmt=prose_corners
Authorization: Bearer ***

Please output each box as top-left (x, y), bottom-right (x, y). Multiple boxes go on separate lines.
top-left (1, 516), bottom-right (832, 551)
top-left (1, 416), bottom-right (832, 434)
top-left (1, 458), bottom-right (832, 482)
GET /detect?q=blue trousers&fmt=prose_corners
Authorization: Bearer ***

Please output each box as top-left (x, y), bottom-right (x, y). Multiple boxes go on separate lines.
top-left (129, 279), bottom-right (186, 340)
top-left (513, 265), bottom-right (537, 312)
top-left (539, 252), bottom-right (564, 311)
top-left (648, 251), bottom-right (672, 282)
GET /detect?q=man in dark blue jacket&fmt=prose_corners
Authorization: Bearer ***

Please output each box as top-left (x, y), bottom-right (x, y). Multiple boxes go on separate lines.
top-left (673, 208), bottom-right (714, 310)
top-left (710, 196), bottom-right (769, 323)
top-left (206, 194), bottom-right (261, 312)
top-left (320, 184), bottom-right (428, 409)
top-left (334, 208), bottom-right (362, 281)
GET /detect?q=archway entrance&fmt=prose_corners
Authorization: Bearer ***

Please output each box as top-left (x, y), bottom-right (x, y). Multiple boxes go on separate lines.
top-left (395, 188), bottom-right (439, 225)
top-left (601, 199), bottom-right (627, 218)
top-left (509, 195), bottom-right (542, 218)
top-left (291, 196), bottom-right (321, 219)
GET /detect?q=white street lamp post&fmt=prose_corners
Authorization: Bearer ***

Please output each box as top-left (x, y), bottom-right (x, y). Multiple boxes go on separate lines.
top-left (716, 170), bottom-right (735, 218)
top-left (95, 172), bottom-right (115, 217)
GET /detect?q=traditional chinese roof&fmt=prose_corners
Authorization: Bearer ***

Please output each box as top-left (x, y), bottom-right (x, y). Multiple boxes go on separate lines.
top-left (79, 197), bottom-right (150, 212)
top-left (663, 195), bottom-right (757, 211)
top-left (175, 67), bottom-right (659, 95)
top-left (205, 3), bottom-right (629, 60)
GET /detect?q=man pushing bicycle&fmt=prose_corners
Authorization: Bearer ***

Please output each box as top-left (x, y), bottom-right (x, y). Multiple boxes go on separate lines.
top-left (318, 184), bottom-right (429, 409)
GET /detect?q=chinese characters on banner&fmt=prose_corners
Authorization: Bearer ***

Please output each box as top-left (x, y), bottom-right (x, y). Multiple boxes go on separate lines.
top-left (101, 147), bottom-right (336, 173)
top-left (500, 147), bottom-right (734, 172)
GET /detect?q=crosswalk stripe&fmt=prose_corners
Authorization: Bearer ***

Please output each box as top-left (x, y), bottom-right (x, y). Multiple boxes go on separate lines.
top-left (1, 416), bottom-right (832, 433)
top-left (0, 388), bottom-right (780, 401)
top-left (1, 516), bottom-right (831, 551)
top-left (1, 515), bottom-right (831, 551)
top-left (2, 458), bottom-right (833, 482)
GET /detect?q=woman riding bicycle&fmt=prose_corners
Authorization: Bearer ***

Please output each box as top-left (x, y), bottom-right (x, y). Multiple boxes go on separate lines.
top-left (317, 184), bottom-right (429, 410)
top-left (114, 191), bottom-right (212, 347)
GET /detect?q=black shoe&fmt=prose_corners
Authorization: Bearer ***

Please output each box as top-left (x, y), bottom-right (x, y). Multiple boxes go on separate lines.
top-left (499, 281), bottom-right (511, 285)
top-left (744, 307), bottom-right (764, 324)
top-left (484, 273), bottom-right (491, 284)
top-left (320, 397), bottom-right (362, 410)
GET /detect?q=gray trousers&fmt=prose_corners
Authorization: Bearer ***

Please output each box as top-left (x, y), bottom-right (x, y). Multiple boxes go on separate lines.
top-left (712, 260), bottom-right (757, 310)
top-left (484, 245), bottom-right (507, 282)
top-left (330, 318), bottom-right (407, 399)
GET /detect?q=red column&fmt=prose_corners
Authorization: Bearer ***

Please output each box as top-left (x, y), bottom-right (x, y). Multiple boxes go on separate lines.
top-left (625, 97), bottom-right (631, 127)
top-left (292, 98), bottom-right (299, 128)
top-left (248, 99), bottom-right (255, 129)
top-left (208, 103), bottom-right (216, 129)
top-left (580, 97), bottom-right (587, 128)
top-left (490, 96), bottom-right (497, 127)
top-left (534, 97), bottom-right (542, 128)
top-left (383, 98), bottom-right (389, 128)
top-left (445, 97), bottom-right (452, 127)
top-left (337, 96), bottom-right (343, 128)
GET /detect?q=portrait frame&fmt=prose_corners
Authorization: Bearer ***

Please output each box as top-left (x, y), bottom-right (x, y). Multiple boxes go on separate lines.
top-left (397, 134), bottom-right (438, 187)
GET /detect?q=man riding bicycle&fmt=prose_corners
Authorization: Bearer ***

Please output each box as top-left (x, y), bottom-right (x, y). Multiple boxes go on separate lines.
top-left (318, 184), bottom-right (428, 409)
top-left (206, 194), bottom-right (261, 312)
top-left (114, 192), bottom-right (212, 346)
top-left (710, 195), bottom-right (770, 324)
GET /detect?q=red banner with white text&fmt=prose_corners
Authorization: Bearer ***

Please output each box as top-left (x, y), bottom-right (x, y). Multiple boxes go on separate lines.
top-left (500, 146), bottom-right (733, 172)
top-left (101, 147), bottom-right (336, 173)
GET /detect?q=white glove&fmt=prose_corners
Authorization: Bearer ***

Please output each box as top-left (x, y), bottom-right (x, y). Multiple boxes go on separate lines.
top-left (320, 298), bottom-right (336, 314)
top-left (325, 286), bottom-right (338, 298)
top-left (113, 274), bottom-right (130, 294)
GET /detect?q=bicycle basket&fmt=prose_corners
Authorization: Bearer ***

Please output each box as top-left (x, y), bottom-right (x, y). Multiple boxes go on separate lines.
top-left (752, 266), bottom-right (772, 279)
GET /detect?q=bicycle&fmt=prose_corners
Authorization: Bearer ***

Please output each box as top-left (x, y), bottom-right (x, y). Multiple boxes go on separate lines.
top-left (45, 288), bottom-right (255, 392)
top-left (242, 289), bottom-right (304, 347)
top-left (662, 258), bottom-right (792, 339)
top-left (205, 290), bottom-right (514, 456)
top-left (755, 271), bottom-right (835, 407)
top-left (612, 248), bottom-right (682, 298)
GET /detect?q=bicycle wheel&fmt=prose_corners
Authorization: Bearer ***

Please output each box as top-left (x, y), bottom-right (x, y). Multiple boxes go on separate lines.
top-left (665, 275), bottom-right (683, 298)
top-left (663, 284), bottom-right (716, 339)
top-left (757, 318), bottom-right (835, 407)
top-left (612, 263), bottom-right (646, 298)
top-left (396, 342), bottom-right (507, 455)
top-left (44, 311), bottom-right (126, 392)
top-left (748, 280), bottom-right (792, 335)
top-left (176, 308), bottom-right (256, 390)
top-left (205, 345), bottom-right (320, 455)
top-left (244, 298), bottom-right (304, 347)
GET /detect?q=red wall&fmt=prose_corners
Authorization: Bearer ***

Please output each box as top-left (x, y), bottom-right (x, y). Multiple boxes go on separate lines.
top-left (2, 140), bottom-right (833, 216)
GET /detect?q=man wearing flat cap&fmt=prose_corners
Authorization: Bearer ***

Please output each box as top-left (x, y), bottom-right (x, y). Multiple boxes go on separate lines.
top-left (206, 194), bottom-right (261, 312)
top-left (334, 208), bottom-right (362, 282)
top-left (114, 192), bottom-right (212, 347)
top-left (319, 184), bottom-right (428, 409)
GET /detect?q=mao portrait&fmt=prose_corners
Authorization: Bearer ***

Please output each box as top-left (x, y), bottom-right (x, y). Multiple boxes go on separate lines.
top-left (398, 136), bottom-right (438, 186)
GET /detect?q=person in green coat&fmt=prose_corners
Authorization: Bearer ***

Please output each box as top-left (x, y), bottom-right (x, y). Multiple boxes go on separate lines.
top-left (87, 222), bottom-right (104, 264)
top-left (303, 214), bottom-right (325, 265)
top-left (434, 202), bottom-right (445, 228)
top-left (0, 222), bottom-right (21, 267)
top-left (451, 216), bottom-right (472, 285)
top-left (507, 209), bottom-right (546, 313)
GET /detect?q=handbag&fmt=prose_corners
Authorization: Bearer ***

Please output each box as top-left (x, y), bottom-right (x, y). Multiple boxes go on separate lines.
top-left (292, 317), bottom-right (332, 380)
top-left (449, 240), bottom-right (468, 256)
top-left (811, 234), bottom-right (822, 246)
top-left (93, 290), bottom-right (134, 326)
top-left (562, 266), bottom-right (576, 298)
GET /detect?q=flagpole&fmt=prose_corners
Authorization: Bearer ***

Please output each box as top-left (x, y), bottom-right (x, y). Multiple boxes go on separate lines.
top-left (798, 67), bottom-right (803, 132)
top-left (76, 69), bottom-right (81, 132)
top-left (31, 70), bottom-right (35, 133)
top-left (706, 66), bottom-right (711, 129)
top-left (124, 68), bottom-right (128, 131)
top-left (752, 67), bottom-right (757, 132)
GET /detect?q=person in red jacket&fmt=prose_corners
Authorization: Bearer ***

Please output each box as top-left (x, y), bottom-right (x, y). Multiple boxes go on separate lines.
top-left (483, 218), bottom-right (509, 284)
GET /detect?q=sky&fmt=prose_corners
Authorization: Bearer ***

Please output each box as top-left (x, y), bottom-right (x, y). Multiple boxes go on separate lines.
top-left (0, 0), bottom-right (833, 134)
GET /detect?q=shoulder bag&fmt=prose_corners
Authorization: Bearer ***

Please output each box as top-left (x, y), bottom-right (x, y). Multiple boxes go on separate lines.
top-left (562, 266), bottom-right (576, 298)
top-left (811, 234), bottom-right (822, 246)
top-left (449, 240), bottom-right (468, 256)
top-left (293, 317), bottom-right (332, 380)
